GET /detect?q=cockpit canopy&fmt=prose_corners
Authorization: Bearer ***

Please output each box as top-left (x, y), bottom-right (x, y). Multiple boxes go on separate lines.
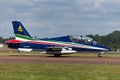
top-left (41, 35), bottom-right (101, 45)
top-left (70, 35), bottom-right (99, 45)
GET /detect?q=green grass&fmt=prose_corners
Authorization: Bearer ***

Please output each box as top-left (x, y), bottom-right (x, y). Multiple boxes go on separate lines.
top-left (1, 47), bottom-right (120, 80)
top-left (0, 64), bottom-right (120, 80)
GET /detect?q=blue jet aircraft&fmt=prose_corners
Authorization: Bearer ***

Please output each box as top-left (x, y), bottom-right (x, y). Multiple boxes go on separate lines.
top-left (6, 21), bottom-right (111, 57)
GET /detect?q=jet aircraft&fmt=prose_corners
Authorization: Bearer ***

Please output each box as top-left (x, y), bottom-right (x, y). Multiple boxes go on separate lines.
top-left (6, 21), bottom-right (111, 57)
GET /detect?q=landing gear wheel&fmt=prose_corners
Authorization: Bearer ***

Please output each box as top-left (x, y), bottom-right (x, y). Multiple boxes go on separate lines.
top-left (54, 54), bottom-right (61, 57)
top-left (98, 52), bottom-right (102, 58)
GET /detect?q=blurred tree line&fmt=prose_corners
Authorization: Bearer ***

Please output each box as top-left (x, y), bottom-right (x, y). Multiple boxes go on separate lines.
top-left (87, 30), bottom-right (120, 51)
top-left (0, 37), bottom-right (14, 44)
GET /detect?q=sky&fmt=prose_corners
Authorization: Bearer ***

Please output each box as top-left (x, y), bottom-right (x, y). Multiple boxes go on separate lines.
top-left (1, 0), bottom-right (120, 38)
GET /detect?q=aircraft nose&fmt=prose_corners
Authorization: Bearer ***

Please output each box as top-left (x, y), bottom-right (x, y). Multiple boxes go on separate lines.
top-left (105, 47), bottom-right (111, 51)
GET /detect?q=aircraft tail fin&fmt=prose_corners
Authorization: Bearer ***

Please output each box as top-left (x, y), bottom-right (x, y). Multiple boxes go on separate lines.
top-left (12, 21), bottom-right (34, 40)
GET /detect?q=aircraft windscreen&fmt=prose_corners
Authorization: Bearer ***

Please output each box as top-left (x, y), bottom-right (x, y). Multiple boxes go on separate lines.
top-left (70, 35), bottom-right (98, 44)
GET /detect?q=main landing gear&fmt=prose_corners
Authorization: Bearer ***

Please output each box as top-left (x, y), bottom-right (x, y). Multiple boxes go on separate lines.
top-left (54, 54), bottom-right (61, 57)
top-left (98, 52), bottom-right (104, 58)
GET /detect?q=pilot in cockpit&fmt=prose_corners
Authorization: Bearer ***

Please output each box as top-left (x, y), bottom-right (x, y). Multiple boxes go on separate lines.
top-left (70, 35), bottom-right (95, 44)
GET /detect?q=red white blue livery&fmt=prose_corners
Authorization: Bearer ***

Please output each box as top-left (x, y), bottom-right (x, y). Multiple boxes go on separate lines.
top-left (6, 21), bottom-right (111, 57)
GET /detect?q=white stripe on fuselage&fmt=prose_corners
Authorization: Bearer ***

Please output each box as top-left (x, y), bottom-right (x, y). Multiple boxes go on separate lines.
top-left (16, 37), bottom-right (108, 51)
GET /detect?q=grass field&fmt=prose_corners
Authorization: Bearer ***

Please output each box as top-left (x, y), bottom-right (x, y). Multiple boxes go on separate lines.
top-left (1, 46), bottom-right (120, 80)
top-left (0, 52), bottom-right (119, 80)
top-left (0, 64), bottom-right (120, 80)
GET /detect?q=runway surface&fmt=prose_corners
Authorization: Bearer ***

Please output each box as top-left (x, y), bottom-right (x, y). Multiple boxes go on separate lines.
top-left (0, 55), bottom-right (120, 64)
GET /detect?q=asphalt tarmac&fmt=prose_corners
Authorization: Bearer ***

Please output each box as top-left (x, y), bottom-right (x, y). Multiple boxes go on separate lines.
top-left (0, 55), bottom-right (119, 64)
